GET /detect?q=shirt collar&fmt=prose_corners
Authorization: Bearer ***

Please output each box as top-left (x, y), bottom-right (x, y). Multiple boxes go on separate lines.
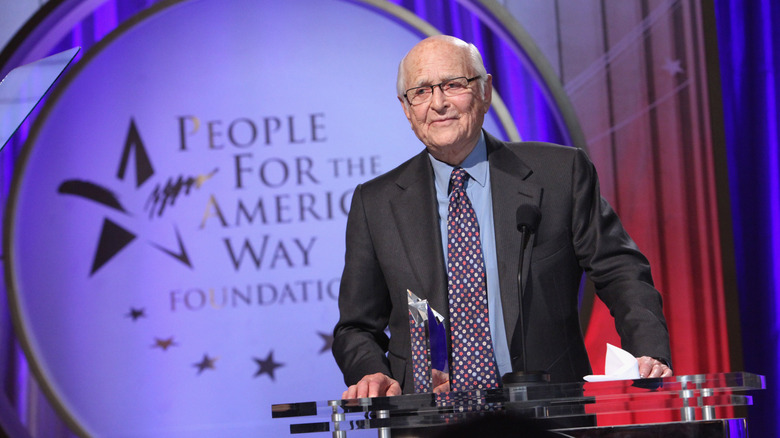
top-left (428, 131), bottom-right (488, 193)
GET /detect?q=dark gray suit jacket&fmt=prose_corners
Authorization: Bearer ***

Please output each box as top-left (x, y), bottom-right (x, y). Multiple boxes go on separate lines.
top-left (333, 132), bottom-right (671, 393)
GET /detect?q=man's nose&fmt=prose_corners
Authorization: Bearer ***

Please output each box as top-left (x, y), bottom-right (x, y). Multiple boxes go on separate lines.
top-left (429, 85), bottom-right (448, 110)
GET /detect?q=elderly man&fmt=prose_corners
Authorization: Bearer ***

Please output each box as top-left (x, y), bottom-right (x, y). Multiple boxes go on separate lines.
top-left (333, 35), bottom-right (672, 399)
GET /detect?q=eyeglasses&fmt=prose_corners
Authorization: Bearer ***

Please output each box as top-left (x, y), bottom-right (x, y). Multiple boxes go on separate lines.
top-left (403, 76), bottom-right (482, 106)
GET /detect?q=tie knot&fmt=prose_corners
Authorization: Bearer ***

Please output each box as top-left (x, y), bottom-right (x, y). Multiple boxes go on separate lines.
top-left (449, 167), bottom-right (468, 193)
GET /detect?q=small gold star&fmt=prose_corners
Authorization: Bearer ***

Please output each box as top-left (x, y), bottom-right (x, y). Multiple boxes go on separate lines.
top-left (152, 337), bottom-right (177, 351)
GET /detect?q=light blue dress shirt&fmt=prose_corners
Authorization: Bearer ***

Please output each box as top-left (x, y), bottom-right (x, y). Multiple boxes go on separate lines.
top-left (427, 132), bottom-right (511, 378)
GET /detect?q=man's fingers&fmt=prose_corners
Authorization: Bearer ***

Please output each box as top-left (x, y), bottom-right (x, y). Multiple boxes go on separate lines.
top-left (342, 373), bottom-right (401, 399)
top-left (432, 381), bottom-right (450, 394)
top-left (357, 378), bottom-right (371, 398)
top-left (637, 356), bottom-right (672, 378)
top-left (386, 380), bottom-right (402, 396)
top-left (342, 385), bottom-right (357, 400)
top-left (649, 363), bottom-right (672, 378)
top-left (649, 363), bottom-right (660, 377)
top-left (368, 379), bottom-right (381, 398)
top-left (637, 357), bottom-right (651, 377)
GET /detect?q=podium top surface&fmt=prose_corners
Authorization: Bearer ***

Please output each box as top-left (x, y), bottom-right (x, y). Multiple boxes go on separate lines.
top-left (271, 372), bottom-right (765, 434)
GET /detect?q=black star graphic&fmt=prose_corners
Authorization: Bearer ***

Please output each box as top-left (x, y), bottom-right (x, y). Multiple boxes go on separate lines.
top-left (126, 307), bottom-right (145, 321)
top-left (193, 354), bottom-right (217, 374)
top-left (152, 337), bottom-right (177, 351)
top-left (57, 119), bottom-right (217, 276)
top-left (149, 226), bottom-right (192, 268)
top-left (317, 331), bottom-right (333, 354)
top-left (253, 351), bottom-right (284, 381)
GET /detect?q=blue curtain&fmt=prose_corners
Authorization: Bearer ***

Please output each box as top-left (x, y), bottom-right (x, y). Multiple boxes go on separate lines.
top-left (715, 0), bottom-right (780, 435)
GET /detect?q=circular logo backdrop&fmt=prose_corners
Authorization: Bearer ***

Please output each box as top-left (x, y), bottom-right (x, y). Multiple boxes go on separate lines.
top-left (6, 0), bottom-right (513, 435)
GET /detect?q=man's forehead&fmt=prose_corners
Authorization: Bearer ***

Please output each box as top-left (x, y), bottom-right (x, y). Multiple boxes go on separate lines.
top-left (407, 41), bottom-right (466, 64)
top-left (403, 47), bottom-right (471, 85)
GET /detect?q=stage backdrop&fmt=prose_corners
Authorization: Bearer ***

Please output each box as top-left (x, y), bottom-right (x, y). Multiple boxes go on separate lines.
top-left (0, 0), bottom-right (740, 436)
top-left (2, 0), bottom-right (526, 436)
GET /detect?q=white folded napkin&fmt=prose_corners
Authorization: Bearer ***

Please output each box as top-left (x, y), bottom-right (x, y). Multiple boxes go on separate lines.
top-left (583, 343), bottom-right (640, 382)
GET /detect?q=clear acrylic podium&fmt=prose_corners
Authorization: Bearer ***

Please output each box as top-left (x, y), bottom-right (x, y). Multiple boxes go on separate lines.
top-left (272, 372), bottom-right (764, 437)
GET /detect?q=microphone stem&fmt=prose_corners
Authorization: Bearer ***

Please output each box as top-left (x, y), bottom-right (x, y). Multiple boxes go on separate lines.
top-left (517, 226), bottom-right (529, 373)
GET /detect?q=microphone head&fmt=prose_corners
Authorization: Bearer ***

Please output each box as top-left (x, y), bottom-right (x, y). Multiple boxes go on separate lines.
top-left (516, 204), bottom-right (542, 232)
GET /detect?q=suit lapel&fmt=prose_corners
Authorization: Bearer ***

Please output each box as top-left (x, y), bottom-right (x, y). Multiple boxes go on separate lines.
top-left (388, 151), bottom-right (449, 317)
top-left (485, 133), bottom-right (542, 351)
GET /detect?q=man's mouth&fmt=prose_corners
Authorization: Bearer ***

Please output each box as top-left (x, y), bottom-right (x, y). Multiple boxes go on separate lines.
top-left (430, 117), bottom-right (456, 125)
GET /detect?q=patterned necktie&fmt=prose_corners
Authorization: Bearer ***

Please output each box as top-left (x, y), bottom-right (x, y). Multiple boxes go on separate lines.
top-left (446, 167), bottom-right (499, 391)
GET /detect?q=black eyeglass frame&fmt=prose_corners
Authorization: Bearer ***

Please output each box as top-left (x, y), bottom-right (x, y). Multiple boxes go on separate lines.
top-left (403, 75), bottom-right (482, 105)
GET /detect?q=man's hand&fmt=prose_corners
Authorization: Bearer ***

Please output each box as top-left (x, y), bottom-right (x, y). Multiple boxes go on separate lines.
top-left (342, 373), bottom-right (402, 399)
top-left (637, 356), bottom-right (673, 378)
top-left (432, 369), bottom-right (450, 393)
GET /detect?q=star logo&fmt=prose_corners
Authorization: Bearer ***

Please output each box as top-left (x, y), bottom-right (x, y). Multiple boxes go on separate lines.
top-left (56, 118), bottom-right (217, 276)
top-left (253, 351), bottom-right (284, 381)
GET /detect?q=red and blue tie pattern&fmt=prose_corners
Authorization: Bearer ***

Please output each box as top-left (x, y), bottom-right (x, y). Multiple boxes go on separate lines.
top-left (447, 167), bottom-right (499, 391)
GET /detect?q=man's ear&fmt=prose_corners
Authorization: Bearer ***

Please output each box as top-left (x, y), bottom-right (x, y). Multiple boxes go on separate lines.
top-left (482, 74), bottom-right (493, 113)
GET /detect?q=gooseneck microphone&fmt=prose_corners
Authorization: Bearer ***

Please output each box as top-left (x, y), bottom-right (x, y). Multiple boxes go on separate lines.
top-left (503, 204), bottom-right (550, 386)
top-left (516, 204), bottom-right (542, 238)
top-left (516, 205), bottom-right (541, 282)
top-left (515, 204), bottom-right (541, 372)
